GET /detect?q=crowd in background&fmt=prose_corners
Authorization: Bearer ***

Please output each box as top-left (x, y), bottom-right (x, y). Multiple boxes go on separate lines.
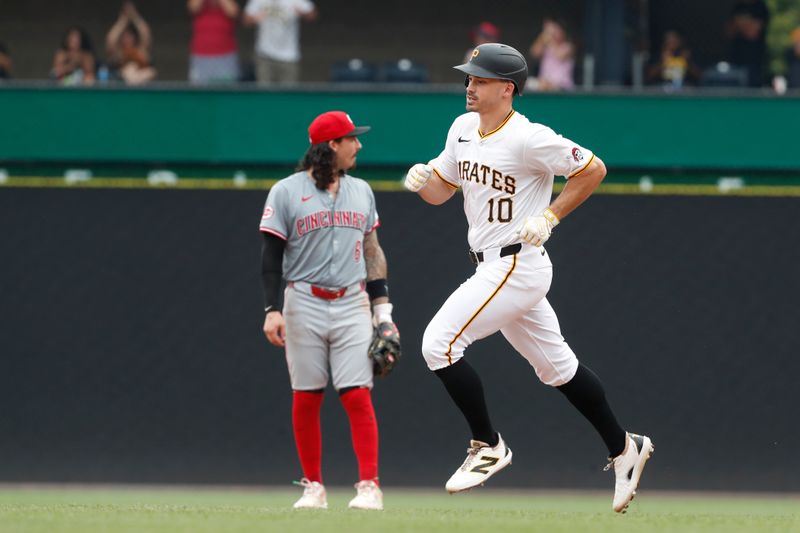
top-left (0, 0), bottom-right (799, 91)
top-left (0, 0), bottom-right (319, 87)
top-left (0, 41), bottom-right (12, 80)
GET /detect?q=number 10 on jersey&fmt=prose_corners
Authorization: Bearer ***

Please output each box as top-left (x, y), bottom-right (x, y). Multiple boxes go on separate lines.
top-left (487, 197), bottom-right (513, 223)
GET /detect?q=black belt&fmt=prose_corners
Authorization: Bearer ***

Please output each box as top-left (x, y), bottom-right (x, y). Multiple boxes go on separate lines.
top-left (468, 243), bottom-right (522, 265)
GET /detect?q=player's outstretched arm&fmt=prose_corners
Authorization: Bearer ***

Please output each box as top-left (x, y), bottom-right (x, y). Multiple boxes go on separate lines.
top-left (404, 163), bottom-right (456, 205)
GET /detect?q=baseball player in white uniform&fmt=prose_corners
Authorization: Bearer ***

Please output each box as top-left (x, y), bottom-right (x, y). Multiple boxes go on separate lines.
top-left (404, 43), bottom-right (653, 513)
top-left (260, 110), bottom-right (395, 510)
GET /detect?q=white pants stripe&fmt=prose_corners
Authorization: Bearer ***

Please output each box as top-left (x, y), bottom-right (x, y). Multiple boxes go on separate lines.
top-left (422, 245), bottom-right (579, 386)
top-left (445, 254), bottom-right (517, 364)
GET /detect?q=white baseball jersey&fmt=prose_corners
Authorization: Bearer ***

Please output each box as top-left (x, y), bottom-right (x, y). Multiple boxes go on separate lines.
top-left (429, 110), bottom-right (594, 252)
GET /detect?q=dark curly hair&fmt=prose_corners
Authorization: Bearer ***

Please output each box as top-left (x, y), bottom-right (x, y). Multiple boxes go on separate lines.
top-left (297, 141), bottom-right (344, 190)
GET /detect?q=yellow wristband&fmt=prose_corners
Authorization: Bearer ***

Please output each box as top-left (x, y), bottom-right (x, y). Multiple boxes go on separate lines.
top-left (543, 207), bottom-right (560, 226)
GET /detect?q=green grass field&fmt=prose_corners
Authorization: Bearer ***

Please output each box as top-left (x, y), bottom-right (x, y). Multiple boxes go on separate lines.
top-left (0, 486), bottom-right (797, 533)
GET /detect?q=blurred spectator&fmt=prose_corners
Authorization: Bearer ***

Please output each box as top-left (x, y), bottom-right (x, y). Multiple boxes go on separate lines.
top-left (646, 30), bottom-right (701, 89)
top-left (726, 0), bottom-right (769, 87)
top-left (51, 26), bottom-right (96, 85)
top-left (105, 2), bottom-right (156, 85)
top-left (464, 21), bottom-right (500, 63)
top-left (188, 0), bottom-right (240, 83)
top-left (0, 42), bottom-right (12, 79)
top-left (785, 27), bottom-right (800, 89)
top-left (528, 17), bottom-right (574, 91)
top-left (243, 0), bottom-right (317, 84)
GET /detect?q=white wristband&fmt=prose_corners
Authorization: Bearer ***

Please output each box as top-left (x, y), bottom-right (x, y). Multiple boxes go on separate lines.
top-left (372, 302), bottom-right (393, 324)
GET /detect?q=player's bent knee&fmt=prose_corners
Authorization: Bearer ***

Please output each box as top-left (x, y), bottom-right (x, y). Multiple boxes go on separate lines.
top-left (421, 327), bottom-right (456, 371)
top-left (534, 357), bottom-right (579, 387)
top-left (541, 372), bottom-right (570, 387)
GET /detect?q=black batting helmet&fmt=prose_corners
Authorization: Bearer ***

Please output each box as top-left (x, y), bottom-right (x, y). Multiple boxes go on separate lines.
top-left (454, 43), bottom-right (528, 95)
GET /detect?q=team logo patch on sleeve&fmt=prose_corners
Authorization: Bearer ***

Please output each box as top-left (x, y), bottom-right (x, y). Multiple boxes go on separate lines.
top-left (572, 147), bottom-right (584, 163)
top-left (262, 206), bottom-right (274, 220)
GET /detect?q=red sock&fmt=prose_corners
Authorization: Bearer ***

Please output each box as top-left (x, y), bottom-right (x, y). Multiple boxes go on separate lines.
top-left (340, 388), bottom-right (379, 482)
top-left (292, 391), bottom-right (324, 483)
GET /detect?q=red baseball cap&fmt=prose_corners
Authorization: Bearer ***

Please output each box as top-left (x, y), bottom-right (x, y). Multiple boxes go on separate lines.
top-left (472, 21), bottom-right (500, 41)
top-left (308, 111), bottom-right (371, 144)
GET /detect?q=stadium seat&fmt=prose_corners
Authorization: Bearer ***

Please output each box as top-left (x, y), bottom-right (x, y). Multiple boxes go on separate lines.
top-left (381, 59), bottom-right (429, 83)
top-left (701, 62), bottom-right (748, 88)
top-left (330, 59), bottom-right (379, 82)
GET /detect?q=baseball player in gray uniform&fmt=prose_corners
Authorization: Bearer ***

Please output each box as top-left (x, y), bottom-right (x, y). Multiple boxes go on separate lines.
top-left (259, 110), bottom-right (395, 510)
top-left (403, 43), bottom-right (653, 513)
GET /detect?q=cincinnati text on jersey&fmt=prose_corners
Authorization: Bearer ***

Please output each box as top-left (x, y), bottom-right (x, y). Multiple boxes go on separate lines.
top-left (295, 210), bottom-right (368, 237)
top-left (458, 160), bottom-right (516, 194)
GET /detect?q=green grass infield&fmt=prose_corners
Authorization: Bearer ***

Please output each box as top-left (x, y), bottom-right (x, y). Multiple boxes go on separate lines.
top-left (0, 485), bottom-right (797, 533)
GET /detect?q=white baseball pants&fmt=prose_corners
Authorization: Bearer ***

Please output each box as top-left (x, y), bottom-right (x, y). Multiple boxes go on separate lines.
top-left (422, 244), bottom-right (579, 386)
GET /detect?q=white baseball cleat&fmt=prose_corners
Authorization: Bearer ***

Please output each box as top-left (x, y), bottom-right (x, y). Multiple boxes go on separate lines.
top-left (348, 479), bottom-right (384, 510)
top-left (292, 478), bottom-right (328, 509)
top-left (445, 433), bottom-right (513, 493)
top-left (605, 432), bottom-right (654, 513)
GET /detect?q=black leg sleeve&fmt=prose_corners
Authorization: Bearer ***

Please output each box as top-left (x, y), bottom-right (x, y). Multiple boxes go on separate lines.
top-left (434, 359), bottom-right (498, 446)
top-left (557, 363), bottom-right (627, 457)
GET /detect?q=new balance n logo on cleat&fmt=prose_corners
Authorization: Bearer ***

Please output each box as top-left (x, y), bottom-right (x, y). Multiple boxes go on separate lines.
top-left (470, 456), bottom-right (499, 474)
top-left (445, 433), bottom-right (513, 493)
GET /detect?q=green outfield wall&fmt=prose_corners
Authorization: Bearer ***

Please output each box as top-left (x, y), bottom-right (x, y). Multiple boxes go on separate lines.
top-left (1, 86), bottom-right (799, 170)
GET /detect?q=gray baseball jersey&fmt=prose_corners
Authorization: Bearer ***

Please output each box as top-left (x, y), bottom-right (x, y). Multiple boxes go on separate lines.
top-left (259, 171), bottom-right (379, 287)
top-left (259, 171), bottom-right (379, 390)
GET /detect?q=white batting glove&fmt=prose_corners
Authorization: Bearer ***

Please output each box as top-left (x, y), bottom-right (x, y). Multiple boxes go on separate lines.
top-left (518, 208), bottom-right (560, 247)
top-left (404, 164), bottom-right (433, 192)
